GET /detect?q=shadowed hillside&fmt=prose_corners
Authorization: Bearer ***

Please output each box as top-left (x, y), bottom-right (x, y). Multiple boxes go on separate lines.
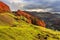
top-left (24, 11), bottom-right (60, 31)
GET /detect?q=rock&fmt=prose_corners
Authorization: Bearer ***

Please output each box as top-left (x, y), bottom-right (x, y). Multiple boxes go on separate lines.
top-left (36, 19), bottom-right (46, 27)
top-left (16, 10), bottom-right (32, 24)
top-left (16, 10), bottom-right (46, 27)
top-left (0, 1), bottom-right (11, 12)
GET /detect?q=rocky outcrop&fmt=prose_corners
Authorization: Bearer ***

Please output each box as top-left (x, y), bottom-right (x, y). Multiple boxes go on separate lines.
top-left (16, 10), bottom-right (32, 24)
top-left (16, 10), bottom-right (46, 27)
top-left (0, 1), bottom-right (11, 12)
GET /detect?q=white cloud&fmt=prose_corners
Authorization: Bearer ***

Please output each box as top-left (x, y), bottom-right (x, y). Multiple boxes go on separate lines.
top-left (0, 0), bottom-right (60, 12)
top-left (25, 8), bottom-right (53, 12)
top-left (0, 0), bottom-right (28, 11)
top-left (8, 0), bottom-right (23, 3)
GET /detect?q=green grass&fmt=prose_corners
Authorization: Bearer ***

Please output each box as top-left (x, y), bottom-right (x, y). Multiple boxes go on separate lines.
top-left (0, 12), bottom-right (60, 40)
top-left (0, 20), bottom-right (60, 40)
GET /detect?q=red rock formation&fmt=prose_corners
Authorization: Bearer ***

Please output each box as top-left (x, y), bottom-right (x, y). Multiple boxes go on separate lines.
top-left (16, 10), bottom-right (46, 27)
top-left (0, 1), bottom-right (11, 12)
top-left (17, 10), bottom-right (32, 24)
top-left (36, 19), bottom-right (46, 27)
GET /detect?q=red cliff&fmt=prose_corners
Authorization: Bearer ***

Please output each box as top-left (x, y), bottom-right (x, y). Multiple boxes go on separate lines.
top-left (0, 1), bottom-right (11, 12)
top-left (17, 10), bottom-right (32, 24)
top-left (16, 10), bottom-right (46, 27)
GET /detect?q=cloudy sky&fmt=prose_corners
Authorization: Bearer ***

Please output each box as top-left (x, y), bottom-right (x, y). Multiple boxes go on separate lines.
top-left (0, 0), bottom-right (60, 12)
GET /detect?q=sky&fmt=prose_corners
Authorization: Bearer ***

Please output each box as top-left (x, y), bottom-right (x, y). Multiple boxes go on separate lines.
top-left (0, 0), bottom-right (60, 12)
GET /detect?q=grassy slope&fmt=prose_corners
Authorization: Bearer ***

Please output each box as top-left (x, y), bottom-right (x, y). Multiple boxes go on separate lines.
top-left (0, 12), bottom-right (60, 40)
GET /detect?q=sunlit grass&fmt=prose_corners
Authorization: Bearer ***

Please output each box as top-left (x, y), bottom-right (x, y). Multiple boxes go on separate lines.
top-left (0, 12), bottom-right (60, 40)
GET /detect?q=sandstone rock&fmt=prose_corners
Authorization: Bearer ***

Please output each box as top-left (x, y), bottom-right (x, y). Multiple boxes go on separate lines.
top-left (16, 10), bottom-right (46, 27)
top-left (17, 10), bottom-right (32, 24)
top-left (0, 1), bottom-right (11, 12)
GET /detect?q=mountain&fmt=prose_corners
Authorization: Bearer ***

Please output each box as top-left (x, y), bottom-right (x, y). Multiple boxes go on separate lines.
top-left (25, 11), bottom-right (60, 31)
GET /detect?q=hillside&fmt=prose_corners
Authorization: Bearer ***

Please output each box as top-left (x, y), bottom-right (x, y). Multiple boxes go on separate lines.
top-left (0, 1), bottom-right (60, 40)
top-left (24, 11), bottom-right (60, 31)
top-left (0, 12), bottom-right (60, 40)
